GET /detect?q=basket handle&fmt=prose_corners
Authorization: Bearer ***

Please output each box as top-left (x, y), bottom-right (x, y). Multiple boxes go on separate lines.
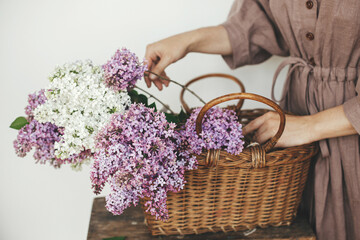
top-left (196, 93), bottom-right (286, 155)
top-left (180, 73), bottom-right (246, 114)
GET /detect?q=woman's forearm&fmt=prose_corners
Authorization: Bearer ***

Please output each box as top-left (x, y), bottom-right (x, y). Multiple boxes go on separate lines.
top-left (311, 105), bottom-right (358, 142)
top-left (186, 26), bottom-right (232, 55)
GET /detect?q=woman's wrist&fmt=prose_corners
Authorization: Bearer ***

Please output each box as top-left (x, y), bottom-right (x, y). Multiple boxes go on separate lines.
top-left (306, 114), bottom-right (322, 143)
top-left (187, 26), bottom-right (232, 55)
top-left (309, 105), bottom-right (357, 142)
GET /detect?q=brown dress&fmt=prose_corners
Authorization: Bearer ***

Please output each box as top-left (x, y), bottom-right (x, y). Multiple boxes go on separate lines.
top-left (221, 1), bottom-right (360, 239)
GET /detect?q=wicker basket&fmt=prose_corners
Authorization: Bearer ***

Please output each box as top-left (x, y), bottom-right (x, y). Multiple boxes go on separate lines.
top-left (142, 74), bottom-right (318, 236)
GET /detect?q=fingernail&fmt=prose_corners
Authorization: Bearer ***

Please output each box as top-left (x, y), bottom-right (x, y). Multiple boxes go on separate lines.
top-left (150, 74), bottom-right (156, 80)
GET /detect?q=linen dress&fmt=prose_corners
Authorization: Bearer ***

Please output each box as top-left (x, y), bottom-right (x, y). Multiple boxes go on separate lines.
top-left (221, 1), bottom-right (360, 240)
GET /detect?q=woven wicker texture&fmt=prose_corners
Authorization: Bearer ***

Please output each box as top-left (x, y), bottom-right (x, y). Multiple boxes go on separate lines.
top-left (143, 75), bottom-right (318, 236)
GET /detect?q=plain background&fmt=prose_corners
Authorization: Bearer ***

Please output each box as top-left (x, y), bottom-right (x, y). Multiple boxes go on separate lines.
top-left (0, 0), bottom-right (287, 239)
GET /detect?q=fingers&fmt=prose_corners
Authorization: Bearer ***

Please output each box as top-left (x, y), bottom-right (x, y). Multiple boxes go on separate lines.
top-left (243, 114), bottom-right (267, 135)
top-left (243, 111), bottom-right (279, 144)
top-left (144, 76), bottom-right (152, 88)
top-left (144, 45), bottom-right (156, 71)
top-left (160, 72), bottom-right (170, 87)
top-left (153, 79), bottom-right (164, 91)
top-left (144, 51), bottom-right (157, 88)
top-left (253, 125), bottom-right (275, 144)
top-left (144, 45), bottom-right (172, 90)
top-left (147, 71), bottom-right (170, 91)
top-left (149, 57), bottom-right (171, 81)
top-left (144, 70), bottom-right (170, 91)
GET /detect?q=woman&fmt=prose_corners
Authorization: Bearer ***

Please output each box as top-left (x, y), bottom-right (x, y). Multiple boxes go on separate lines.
top-left (144, 1), bottom-right (360, 239)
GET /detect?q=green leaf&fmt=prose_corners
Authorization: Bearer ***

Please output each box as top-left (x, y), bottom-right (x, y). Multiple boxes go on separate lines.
top-left (165, 113), bottom-right (179, 124)
top-left (10, 117), bottom-right (29, 130)
top-left (102, 237), bottom-right (126, 240)
top-left (128, 89), bottom-right (139, 104)
top-left (132, 96), bottom-right (139, 104)
top-left (178, 109), bottom-right (188, 123)
top-left (148, 102), bottom-right (157, 112)
top-left (138, 94), bottom-right (148, 105)
top-left (128, 89), bottom-right (138, 97)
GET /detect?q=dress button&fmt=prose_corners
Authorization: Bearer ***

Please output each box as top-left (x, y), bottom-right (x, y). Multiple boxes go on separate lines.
top-left (309, 57), bottom-right (315, 66)
top-left (306, 32), bottom-right (314, 40)
top-left (306, 1), bottom-right (314, 9)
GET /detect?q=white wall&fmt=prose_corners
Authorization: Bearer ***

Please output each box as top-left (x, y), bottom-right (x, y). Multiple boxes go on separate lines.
top-left (0, 0), bottom-right (286, 239)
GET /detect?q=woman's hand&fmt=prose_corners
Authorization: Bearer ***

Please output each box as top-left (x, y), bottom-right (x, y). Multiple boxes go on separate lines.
top-left (243, 111), bottom-right (314, 148)
top-left (145, 33), bottom-right (191, 90)
top-left (242, 105), bottom-right (358, 148)
top-left (144, 26), bottom-right (232, 90)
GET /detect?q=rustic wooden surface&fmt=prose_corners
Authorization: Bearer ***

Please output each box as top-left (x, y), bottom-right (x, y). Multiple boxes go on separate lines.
top-left (87, 197), bottom-right (316, 240)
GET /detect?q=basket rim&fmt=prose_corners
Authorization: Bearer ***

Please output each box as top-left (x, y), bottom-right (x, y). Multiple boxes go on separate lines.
top-left (195, 141), bottom-right (318, 169)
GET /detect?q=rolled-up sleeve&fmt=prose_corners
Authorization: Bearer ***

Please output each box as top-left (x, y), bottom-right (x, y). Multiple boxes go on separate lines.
top-left (343, 87), bottom-right (360, 134)
top-left (221, 0), bottom-right (289, 69)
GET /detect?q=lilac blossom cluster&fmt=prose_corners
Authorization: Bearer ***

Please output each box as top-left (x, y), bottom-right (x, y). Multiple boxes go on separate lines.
top-left (24, 89), bottom-right (47, 120)
top-left (34, 60), bottom-right (130, 159)
top-left (102, 48), bottom-right (148, 91)
top-left (183, 107), bottom-right (244, 155)
top-left (91, 104), bottom-right (197, 220)
top-left (13, 90), bottom-right (91, 168)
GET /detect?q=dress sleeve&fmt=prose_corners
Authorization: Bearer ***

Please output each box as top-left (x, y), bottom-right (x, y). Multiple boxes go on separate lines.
top-left (221, 0), bottom-right (289, 69)
top-left (343, 84), bottom-right (360, 134)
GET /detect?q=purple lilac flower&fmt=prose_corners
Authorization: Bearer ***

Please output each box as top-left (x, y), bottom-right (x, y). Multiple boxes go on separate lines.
top-left (102, 48), bottom-right (148, 91)
top-left (25, 89), bottom-right (47, 121)
top-left (13, 120), bottom-right (91, 168)
top-left (183, 107), bottom-right (244, 155)
top-left (14, 90), bottom-right (91, 168)
top-left (91, 104), bottom-right (197, 221)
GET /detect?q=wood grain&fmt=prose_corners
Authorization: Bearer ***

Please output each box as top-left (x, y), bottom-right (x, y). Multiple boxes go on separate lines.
top-left (87, 197), bottom-right (316, 240)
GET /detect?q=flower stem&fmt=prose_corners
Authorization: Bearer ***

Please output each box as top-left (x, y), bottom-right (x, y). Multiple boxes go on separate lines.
top-left (144, 71), bottom-right (206, 105)
top-left (134, 86), bottom-right (175, 114)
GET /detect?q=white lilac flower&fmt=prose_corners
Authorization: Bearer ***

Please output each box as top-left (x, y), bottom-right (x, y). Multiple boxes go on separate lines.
top-left (34, 60), bottom-right (131, 159)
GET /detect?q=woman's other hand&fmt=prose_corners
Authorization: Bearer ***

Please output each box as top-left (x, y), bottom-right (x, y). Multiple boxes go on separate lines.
top-left (243, 111), bottom-right (314, 148)
top-left (144, 26), bottom-right (232, 90)
top-left (242, 105), bottom-right (357, 148)
top-left (145, 33), bottom-right (190, 90)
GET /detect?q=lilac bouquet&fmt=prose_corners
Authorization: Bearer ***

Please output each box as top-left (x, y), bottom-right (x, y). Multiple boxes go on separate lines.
top-left (12, 60), bottom-right (133, 168)
top-left (91, 104), bottom-right (197, 220)
top-left (11, 48), bottom-right (245, 221)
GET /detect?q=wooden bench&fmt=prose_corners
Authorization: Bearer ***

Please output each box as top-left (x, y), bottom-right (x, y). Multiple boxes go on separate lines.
top-left (87, 197), bottom-right (316, 240)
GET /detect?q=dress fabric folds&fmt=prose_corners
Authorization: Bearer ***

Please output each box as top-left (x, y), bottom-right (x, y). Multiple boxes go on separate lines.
top-left (221, 1), bottom-right (360, 239)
